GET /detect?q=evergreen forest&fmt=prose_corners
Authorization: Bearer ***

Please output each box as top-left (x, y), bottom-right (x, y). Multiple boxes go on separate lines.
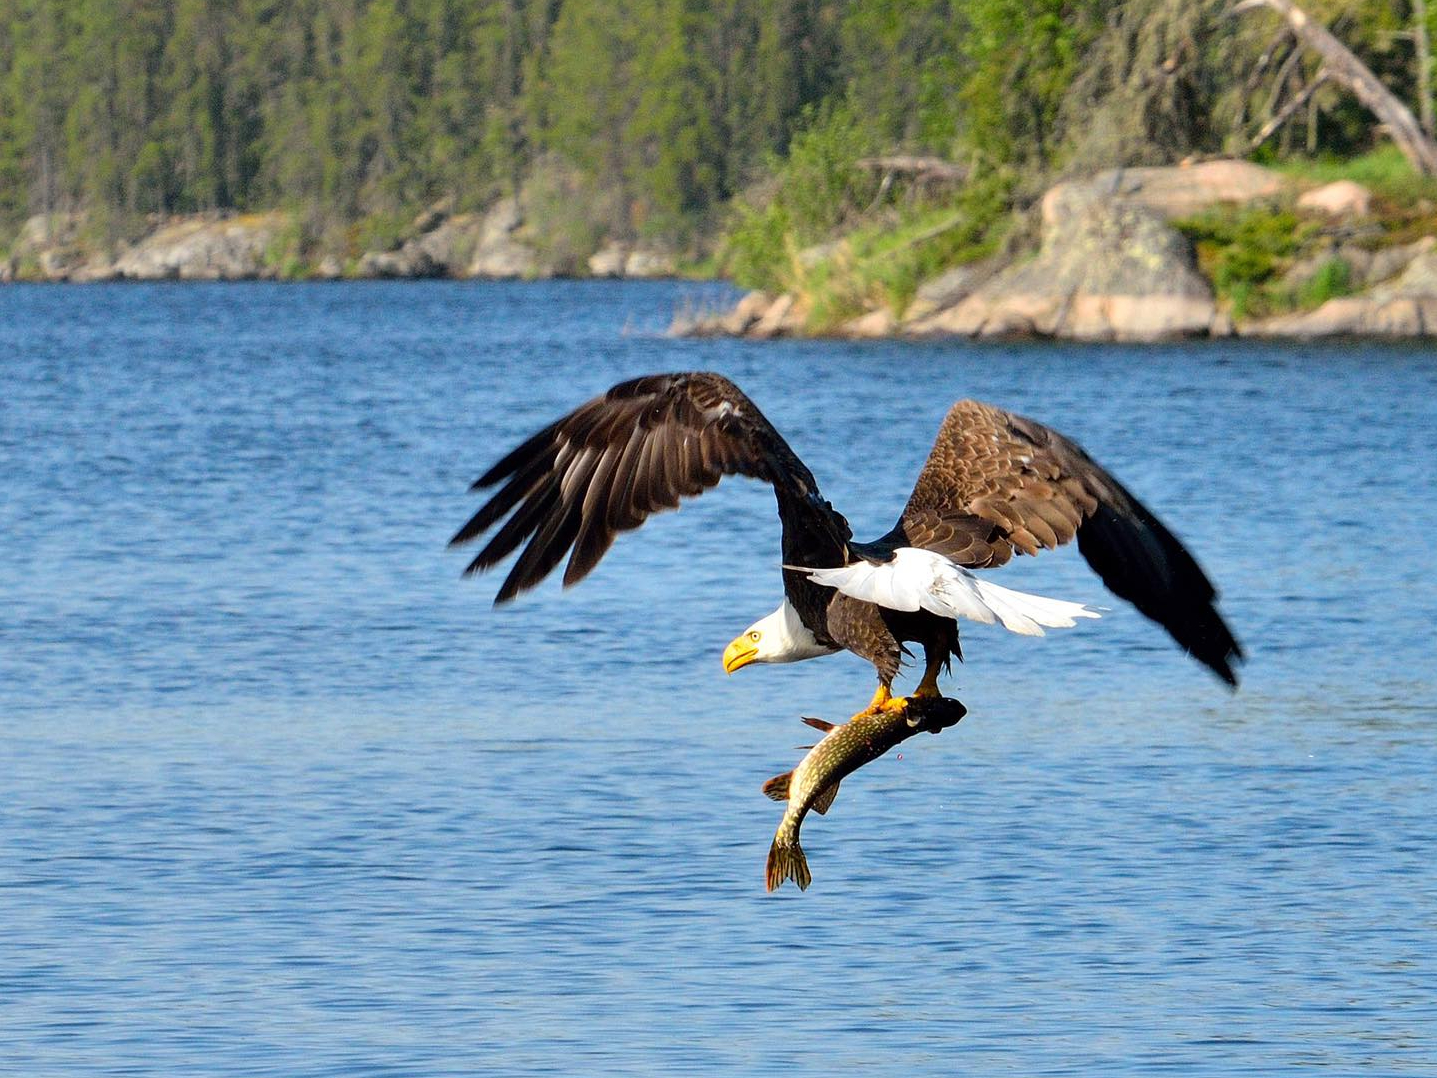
top-left (0, 1), bottom-right (1431, 261)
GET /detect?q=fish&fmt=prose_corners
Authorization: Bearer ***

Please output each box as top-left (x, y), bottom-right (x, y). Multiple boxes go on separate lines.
top-left (762, 695), bottom-right (967, 891)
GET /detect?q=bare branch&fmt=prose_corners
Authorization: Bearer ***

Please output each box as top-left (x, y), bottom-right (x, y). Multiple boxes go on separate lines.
top-left (856, 156), bottom-right (969, 183)
top-left (1262, 40), bottom-right (1307, 123)
top-left (1235, 0), bottom-right (1437, 175)
top-left (1241, 30), bottom-right (1294, 128)
top-left (1248, 69), bottom-right (1330, 151)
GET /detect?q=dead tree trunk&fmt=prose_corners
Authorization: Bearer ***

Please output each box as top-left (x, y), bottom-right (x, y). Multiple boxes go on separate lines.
top-left (1236, 0), bottom-right (1437, 175)
top-left (1416, 0), bottom-right (1434, 137)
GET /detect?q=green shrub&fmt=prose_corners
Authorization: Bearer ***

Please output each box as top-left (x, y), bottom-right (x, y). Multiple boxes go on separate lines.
top-left (353, 211), bottom-right (410, 255)
top-left (1296, 257), bottom-right (1352, 309)
top-left (719, 96), bottom-right (1016, 321)
top-left (777, 174), bottom-right (1013, 331)
top-left (836, 174), bottom-right (1012, 318)
top-left (720, 100), bottom-right (879, 292)
top-left (772, 101), bottom-right (877, 240)
top-left (263, 215), bottom-right (307, 275)
top-left (723, 201), bottom-right (793, 292)
top-left (1175, 205), bottom-right (1316, 319)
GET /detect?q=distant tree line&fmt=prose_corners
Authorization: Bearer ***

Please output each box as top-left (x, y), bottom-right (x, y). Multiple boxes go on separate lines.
top-left (0, 0), bottom-right (1427, 241)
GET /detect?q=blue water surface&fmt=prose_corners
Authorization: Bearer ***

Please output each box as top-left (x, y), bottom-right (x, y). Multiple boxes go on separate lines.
top-left (2, 281), bottom-right (1435, 1076)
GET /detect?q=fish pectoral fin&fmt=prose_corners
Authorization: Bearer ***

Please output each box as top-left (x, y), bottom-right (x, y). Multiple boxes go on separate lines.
top-left (801, 716), bottom-right (838, 733)
top-left (762, 771), bottom-right (793, 802)
top-left (812, 782), bottom-right (840, 816)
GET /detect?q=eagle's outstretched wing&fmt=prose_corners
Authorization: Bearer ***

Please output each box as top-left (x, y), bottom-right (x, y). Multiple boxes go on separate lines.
top-left (451, 372), bottom-right (848, 603)
top-left (894, 399), bottom-right (1243, 685)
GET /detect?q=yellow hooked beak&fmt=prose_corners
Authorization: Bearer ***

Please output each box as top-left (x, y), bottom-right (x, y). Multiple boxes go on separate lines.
top-left (723, 634), bottom-right (758, 675)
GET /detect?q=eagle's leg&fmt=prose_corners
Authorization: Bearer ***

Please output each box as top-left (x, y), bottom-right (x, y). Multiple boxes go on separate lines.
top-left (881, 645), bottom-right (952, 725)
top-left (870, 683), bottom-right (912, 716)
top-left (913, 648), bottom-right (946, 700)
top-left (860, 682), bottom-right (911, 717)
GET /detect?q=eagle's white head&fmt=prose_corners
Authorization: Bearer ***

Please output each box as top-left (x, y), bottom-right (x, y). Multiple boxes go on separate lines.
top-left (722, 598), bottom-right (837, 673)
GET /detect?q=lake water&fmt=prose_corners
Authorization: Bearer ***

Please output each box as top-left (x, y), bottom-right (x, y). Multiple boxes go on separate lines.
top-left (2, 281), bottom-right (1435, 1076)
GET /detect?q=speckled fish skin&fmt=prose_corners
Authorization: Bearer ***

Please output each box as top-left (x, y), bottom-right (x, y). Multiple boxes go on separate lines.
top-left (764, 696), bottom-right (966, 892)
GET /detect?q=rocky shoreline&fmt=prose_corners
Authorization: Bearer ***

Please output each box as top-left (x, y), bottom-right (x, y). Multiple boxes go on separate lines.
top-left (0, 198), bottom-right (681, 284)
top-left (676, 160), bottom-right (1437, 341)
top-left (10, 159), bottom-right (1437, 341)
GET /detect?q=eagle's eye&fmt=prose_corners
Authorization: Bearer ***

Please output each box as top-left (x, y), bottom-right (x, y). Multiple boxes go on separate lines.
top-left (749, 631), bottom-right (761, 642)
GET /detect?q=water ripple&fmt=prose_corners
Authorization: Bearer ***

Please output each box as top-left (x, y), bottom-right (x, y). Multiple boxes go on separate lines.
top-left (2, 282), bottom-right (1435, 1076)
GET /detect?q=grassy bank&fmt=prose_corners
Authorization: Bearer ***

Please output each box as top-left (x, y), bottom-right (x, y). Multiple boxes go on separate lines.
top-left (1174, 149), bottom-right (1437, 321)
top-left (714, 138), bottom-right (1437, 333)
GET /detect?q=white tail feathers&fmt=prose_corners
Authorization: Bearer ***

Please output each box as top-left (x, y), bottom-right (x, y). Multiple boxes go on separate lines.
top-left (789, 548), bottom-right (1100, 637)
top-left (962, 575), bottom-right (1102, 636)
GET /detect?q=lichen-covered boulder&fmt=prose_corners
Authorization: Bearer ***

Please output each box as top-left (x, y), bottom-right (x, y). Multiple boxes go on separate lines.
top-left (841, 308), bottom-right (897, 338)
top-left (1043, 160), bottom-right (1286, 224)
top-left (723, 290), bottom-right (775, 335)
top-left (748, 293), bottom-right (807, 338)
top-left (1297, 180), bottom-right (1372, 218)
top-left (587, 241), bottom-right (628, 278)
top-left (623, 246), bottom-right (677, 278)
top-left (1248, 251), bottom-right (1437, 337)
top-left (903, 256), bottom-right (1008, 324)
top-left (468, 199), bottom-right (545, 279)
top-left (356, 246), bottom-right (442, 278)
top-left (112, 213), bottom-right (285, 280)
top-left (916, 199), bottom-right (1215, 342)
top-left (6, 213), bottom-right (113, 281)
top-left (1366, 236), bottom-right (1437, 285)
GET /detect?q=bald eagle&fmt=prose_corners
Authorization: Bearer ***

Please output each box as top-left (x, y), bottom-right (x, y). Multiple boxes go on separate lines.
top-left (451, 372), bottom-right (1241, 710)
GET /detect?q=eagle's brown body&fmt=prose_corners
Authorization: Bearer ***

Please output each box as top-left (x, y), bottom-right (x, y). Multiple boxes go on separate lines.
top-left (813, 592), bottom-right (959, 689)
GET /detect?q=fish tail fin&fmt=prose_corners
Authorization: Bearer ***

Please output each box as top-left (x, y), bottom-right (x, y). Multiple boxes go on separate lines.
top-left (762, 770), bottom-right (792, 802)
top-left (812, 781), bottom-right (840, 816)
top-left (766, 834), bottom-right (811, 892)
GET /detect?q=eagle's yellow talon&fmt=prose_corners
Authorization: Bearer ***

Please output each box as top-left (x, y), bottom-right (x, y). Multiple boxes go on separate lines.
top-left (862, 685), bottom-right (893, 713)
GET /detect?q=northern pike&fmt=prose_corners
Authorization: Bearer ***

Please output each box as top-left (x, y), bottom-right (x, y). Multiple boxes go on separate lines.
top-left (763, 695), bottom-right (966, 891)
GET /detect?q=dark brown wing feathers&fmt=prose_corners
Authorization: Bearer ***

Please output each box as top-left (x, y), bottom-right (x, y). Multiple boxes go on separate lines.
top-left (456, 378), bottom-right (1239, 686)
top-left (451, 372), bottom-right (840, 604)
top-left (898, 400), bottom-right (1242, 685)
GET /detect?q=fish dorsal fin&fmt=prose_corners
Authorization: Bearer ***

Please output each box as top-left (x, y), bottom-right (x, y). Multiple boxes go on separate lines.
top-left (802, 716), bottom-right (837, 732)
top-left (812, 781), bottom-right (840, 815)
top-left (762, 771), bottom-right (792, 802)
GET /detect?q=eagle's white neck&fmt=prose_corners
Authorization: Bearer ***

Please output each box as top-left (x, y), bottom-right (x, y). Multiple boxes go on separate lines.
top-left (746, 598), bottom-right (838, 664)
